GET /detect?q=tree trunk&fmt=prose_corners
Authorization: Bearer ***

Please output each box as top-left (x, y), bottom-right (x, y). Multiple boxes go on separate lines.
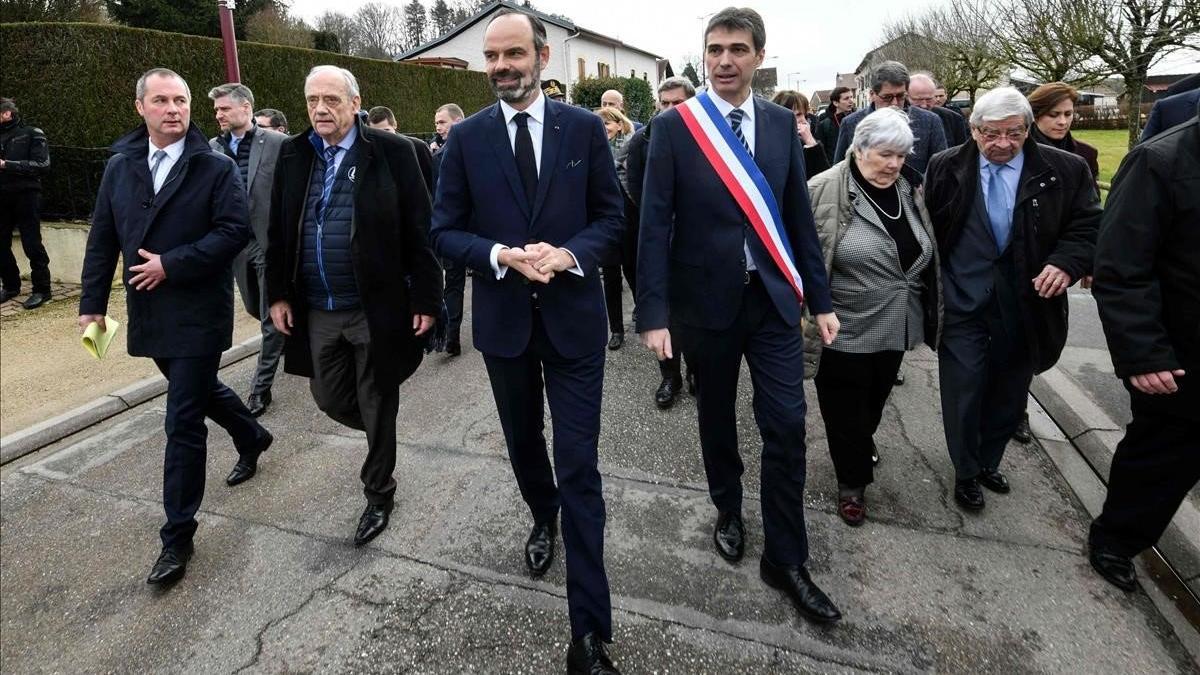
top-left (1124, 74), bottom-right (1145, 149)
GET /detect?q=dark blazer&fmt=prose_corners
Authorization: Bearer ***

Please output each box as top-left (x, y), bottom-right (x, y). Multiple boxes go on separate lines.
top-left (81, 123), bottom-right (251, 358)
top-left (924, 137), bottom-right (1101, 373)
top-left (1141, 89), bottom-right (1200, 143)
top-left (430, 98), bottom-right (625, 359)
top-left (930, 104), bottom-right (970, 147)
top-left (636, 97), bottom-right (833, 333)
top-left (265, 118), bottom-right (443, 389)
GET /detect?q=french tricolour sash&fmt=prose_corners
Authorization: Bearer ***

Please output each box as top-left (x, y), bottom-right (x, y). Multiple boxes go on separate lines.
top-left (676, 92), bottom-right (805, 304)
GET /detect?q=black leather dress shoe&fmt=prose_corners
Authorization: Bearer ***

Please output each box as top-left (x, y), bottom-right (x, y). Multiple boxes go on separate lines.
top-left (954, 479), bottom-right (986, 511)
top-left (654, 376), bottom-right (682, 409)
top-left (1089, 547), bottom-right (1137, 592)
top-left (713, 511), bottom-right (745, 562)
top-left (21, 292), bottom-right (49, 310)
top-left (686, 371), bottom-right (697, 395)
top-left (978, 468), bottom-right (1011, 494)
top-left (246, 390), bottom-right (272, 417)
top-left (1012, 413), bottom-right (1033, 443)
top-left (146, 543), bottom-right (193, 585)
top-left (0, 289), bottom-right (18, 303)
top-left (354, 503), bottom-right (393, 546)
top-left (566, 632), bottom-right (620, 675)
top-left (226, 431), bottom-right (273, 486)
top-left (759, 557), bottom-right (842, 624)
top-left (607, 332), bottom-right (624, 350)
top-left (525, 521), bottom-right (557, 577)
top-left (445, 340), bottom-right (462, 357)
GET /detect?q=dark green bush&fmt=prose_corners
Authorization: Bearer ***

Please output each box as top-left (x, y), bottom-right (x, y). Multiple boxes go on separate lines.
top-left (569, 76), bottom-right (654, 124)
top-left (0, 22), bottom-right (496, 147)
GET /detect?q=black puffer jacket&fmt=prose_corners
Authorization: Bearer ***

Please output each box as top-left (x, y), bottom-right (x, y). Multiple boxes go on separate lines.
top-left (924, 136), bottom-right (1101, 374)
top-left (0, 115), bottom-right (50, 193)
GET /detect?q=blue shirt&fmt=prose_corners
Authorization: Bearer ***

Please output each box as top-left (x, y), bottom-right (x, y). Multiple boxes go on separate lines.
top-left (978, 150), bottom-right (1024, 220)
top-left (307, 124), bottom-right (358, 176)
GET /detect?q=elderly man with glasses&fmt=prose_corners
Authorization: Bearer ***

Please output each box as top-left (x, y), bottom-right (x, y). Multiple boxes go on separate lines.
top-left (923, 87), bottom-right (1100, 511)
top-left (833, 60), bottom-right (947, 172)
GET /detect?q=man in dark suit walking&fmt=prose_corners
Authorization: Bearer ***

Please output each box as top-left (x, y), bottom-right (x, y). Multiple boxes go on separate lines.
top-left (266, 66), bottom-right (442, 548)
top-left (207, 83), bottom-right (287, 423)
top-left (79, 68), bottom-right (272, 585)
top-left (431, 9), bottom-right (625, 673)
top-left (637, 7), bottom-right (842, 624)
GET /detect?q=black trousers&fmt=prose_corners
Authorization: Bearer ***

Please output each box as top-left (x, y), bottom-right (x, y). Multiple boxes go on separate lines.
top-left (307, 308), bottom-right (400, 508)
top-left (815, 348), bottom-right (904, 489)
top-left (1090, 386), bottom-right (1200, 557)
top-left (482, 310), bottom-right (611, 642)
top-left (0, 191), bottom-right (51, 294)
top-left (601, 265), bottom-right (636, 335)
top-left (442, 257), bottom-right (466, 346)
top-left (675, 276), bottom-right (812, 566)
top-left (938, 292), bottom-right (1033, 481)
top-left (154, 355), bottom-right (266, 550)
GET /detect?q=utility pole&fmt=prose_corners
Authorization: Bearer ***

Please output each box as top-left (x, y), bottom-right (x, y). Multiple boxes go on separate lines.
top-left (218, 0), bottom-right (241, 83)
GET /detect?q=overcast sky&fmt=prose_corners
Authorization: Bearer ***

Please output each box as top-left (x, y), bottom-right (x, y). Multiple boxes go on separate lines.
top-left (289, 0), bottom-right (1199, 96)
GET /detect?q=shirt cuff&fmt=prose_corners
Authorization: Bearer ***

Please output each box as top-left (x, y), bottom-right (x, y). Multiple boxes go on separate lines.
top-left (561, 248), bottom-right (584, 277)
top-left (489, 243), bottom-right (509, 280)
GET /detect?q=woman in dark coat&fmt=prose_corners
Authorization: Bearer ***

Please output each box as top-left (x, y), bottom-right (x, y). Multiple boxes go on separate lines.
top-left (772, 90), bottom-right (832, 176)
top-left (1027, 82), bottom-right (1100, 184)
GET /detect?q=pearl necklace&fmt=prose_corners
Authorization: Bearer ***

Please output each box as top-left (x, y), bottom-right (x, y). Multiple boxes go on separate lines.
top-left (852, 179), bottom-right (902, 221)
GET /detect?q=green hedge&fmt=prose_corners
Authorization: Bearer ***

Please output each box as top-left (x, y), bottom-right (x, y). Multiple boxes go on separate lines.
top-left (0, 22), bottom-right (496, 147)
top-left (570, 76), bottom-right (654, 125)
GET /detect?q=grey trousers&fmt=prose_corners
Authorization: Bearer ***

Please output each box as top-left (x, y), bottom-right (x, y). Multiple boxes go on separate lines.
top-left (234, 247), bottom-right (284, 397)
top-left (307, 308), bottom-right (399, 507)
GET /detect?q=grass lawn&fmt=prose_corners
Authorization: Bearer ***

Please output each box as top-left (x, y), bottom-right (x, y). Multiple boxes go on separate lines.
top-left (1073, 129), bottom-right (1130, 188)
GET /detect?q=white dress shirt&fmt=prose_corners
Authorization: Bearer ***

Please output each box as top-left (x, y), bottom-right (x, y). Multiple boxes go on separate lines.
top-left (488, 92), bottom-right (582, 279)
top-left (147, 136), bottom-right (186, 194)
top-left (708, 92), bottom-right (758, 271)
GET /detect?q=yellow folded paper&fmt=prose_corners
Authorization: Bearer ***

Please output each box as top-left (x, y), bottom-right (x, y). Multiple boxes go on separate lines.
top-left (82, 317), bottom-right (120, 360)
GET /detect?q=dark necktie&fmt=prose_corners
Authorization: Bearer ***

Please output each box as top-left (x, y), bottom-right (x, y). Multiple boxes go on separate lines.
top-left (728, 108), bottom-right (752, 156)
top-left (513, 112), bottom-right (537, 207)
top-left (149, 149), bottom-right (168, 194)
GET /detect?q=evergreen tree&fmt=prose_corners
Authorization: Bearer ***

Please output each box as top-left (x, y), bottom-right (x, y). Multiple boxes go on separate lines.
top-left (403, 0), bottom-right (428, 50)
top-left (429, 0), bottom-right (454, 37)
top-left (105, 0), bottom-right (280, 38)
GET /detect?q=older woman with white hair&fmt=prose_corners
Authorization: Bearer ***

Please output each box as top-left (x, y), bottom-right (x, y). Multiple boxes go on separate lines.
top-left (804, 107), bottom-right (942, 526)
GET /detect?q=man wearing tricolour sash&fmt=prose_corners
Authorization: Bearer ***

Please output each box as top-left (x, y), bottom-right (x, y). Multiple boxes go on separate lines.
top-left (636, 6), bottom-right (843, 624)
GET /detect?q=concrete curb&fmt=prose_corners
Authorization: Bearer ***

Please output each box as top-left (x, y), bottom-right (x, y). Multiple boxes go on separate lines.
top-left (1031, 364), bottom-right (1200, 599)
top-left (0, 335), bottom-right (262, 465)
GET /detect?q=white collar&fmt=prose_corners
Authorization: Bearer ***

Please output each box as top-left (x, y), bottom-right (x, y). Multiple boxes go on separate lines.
top-left (709, 91), bottom-right (755, 121)
top-left (148, 135), bottom-right (187, 161)
top-left (499, 91), bottom-right (546, 126)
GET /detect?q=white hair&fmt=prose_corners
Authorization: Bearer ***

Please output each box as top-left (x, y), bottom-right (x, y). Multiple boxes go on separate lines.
top-left (970, 86), bottom-right (1033, 127)
top-left (851, 107), bottom-right (914, 156)
top-left (305, 65), bottom-right (360, 99)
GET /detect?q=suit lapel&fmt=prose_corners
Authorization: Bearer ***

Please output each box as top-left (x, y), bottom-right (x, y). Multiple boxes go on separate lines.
top-left (752, 98), bottom-right (775, 173)
top-left (531, 100), bottom-right (563, 225)
top-left (247, 132), bottom-right (263, 189)
top-left (488, 103), bottom-right (531, 219)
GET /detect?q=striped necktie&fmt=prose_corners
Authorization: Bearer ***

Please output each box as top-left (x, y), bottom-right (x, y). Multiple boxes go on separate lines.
top-left (319, 145), bottom-right (341, 223)
top-left (149, 149), bottom-right (168, 193)
top-left (728, 108), bottom-right (752, 156)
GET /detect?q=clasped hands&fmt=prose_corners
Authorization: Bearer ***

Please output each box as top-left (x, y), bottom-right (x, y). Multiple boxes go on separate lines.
top-left (498, 242), bottom-right (575, 284)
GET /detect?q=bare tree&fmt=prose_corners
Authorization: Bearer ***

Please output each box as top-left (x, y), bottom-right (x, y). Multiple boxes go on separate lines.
top-left (245, 6), bottom-right (314, 49)
top-left (353, 1), bottom-right (405, 59)
top-left (1070, 0), bottom-right (1200, 148)
top-left (988, 0), bottom-right (1110, 87)
top-left (316, 10), bottom-right (357, 55)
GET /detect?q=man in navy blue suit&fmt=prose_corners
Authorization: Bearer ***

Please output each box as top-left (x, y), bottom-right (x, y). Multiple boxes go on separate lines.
top-left (431, 9), bottom-right (625, 674)
top-left (1140, 86), bottom-right (1200, 143)
top-left (637, 7), bottom-right (843, 624)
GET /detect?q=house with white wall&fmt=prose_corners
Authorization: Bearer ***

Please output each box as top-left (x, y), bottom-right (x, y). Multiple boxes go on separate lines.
top-left (398, 0), bottom-right (668, 104)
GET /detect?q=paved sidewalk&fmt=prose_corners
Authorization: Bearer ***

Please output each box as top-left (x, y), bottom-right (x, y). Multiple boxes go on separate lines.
top-left (0, 280), bottom-right (81, 318)
top-left (1, 299), bottom-right (1197, 673)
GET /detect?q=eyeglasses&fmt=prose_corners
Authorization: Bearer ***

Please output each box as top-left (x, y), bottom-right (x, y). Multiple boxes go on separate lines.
top-left (977, 127), bottom-right (1028, 142)
top-left (875, 93), bottom-right (907, 104)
